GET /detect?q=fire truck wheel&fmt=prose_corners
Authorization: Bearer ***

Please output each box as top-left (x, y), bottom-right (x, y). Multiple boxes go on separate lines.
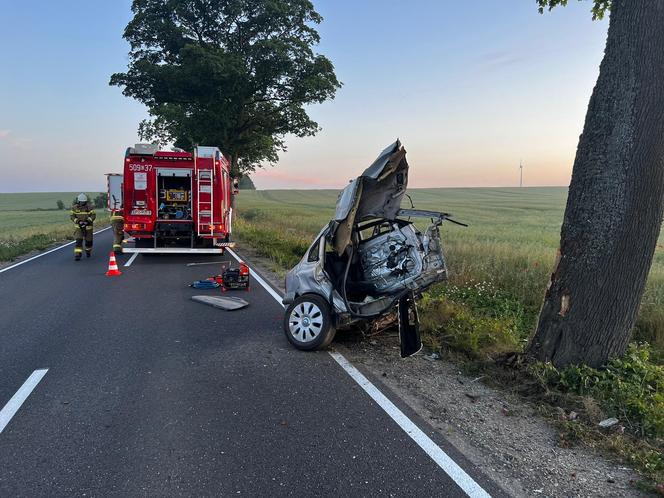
top-left (284, 294), bottom-right (335, 351)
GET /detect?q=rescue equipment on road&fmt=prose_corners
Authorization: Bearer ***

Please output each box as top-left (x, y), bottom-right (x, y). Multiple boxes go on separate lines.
top-left (189, 261), bottom-right (250, 291)
top-left (105, 252), bottom-right (123, 276)
top-left (190, 280), bottom-right (220, 289)
top-left (220, 261), bottom-right (250, 291)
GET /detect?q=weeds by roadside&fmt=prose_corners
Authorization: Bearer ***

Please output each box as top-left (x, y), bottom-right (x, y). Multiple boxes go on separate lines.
top-left (0, 233), bottom-right (70, 262)
top-left (233, 217), bottom-right (309, 272)
top-left (527, 346), bottom-right (664, 490)
top-left (530, 345), bottom-right (664, 440)
top-left (419, 280), bottom-right (535, 357)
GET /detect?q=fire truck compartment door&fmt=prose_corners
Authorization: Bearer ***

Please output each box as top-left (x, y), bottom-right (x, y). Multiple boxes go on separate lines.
top-left (107, 174), bottom-right (123, 210)
top-left (157, 168), bottom-right (192, 177)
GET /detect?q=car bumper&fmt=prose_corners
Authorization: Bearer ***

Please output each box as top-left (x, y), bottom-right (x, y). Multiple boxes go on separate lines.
top-left (282, 292), bottom-right (296, 306)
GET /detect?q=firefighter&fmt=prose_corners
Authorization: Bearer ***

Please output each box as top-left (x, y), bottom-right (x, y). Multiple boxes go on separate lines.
top-left (110, 208), bottom-right (124, 254)
top-left (70, 193), bottom-right (96, 261)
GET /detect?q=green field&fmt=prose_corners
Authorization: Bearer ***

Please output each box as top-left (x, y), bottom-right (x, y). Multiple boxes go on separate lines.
top-left (0, 192), bottom-right (110, 262)
top-left (234, 187), bottom-right (664, 353)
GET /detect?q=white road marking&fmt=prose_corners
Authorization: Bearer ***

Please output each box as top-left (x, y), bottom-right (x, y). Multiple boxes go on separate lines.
top-left (226, 249), bottom-right (492, 498)
top-left (0, 227), bottom-right (111, 274)
top-left (124, 252), bottom-right (139, 267)
top-left (0, 369), bottom-right (48, 434)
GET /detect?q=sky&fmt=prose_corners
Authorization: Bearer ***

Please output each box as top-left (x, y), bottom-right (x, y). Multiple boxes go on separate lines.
top-left (0, 1), bottom-right (608, 192)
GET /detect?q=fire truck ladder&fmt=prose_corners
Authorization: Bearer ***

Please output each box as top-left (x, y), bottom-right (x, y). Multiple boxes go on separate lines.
top-left (196, 165), bottom-right (214, 237)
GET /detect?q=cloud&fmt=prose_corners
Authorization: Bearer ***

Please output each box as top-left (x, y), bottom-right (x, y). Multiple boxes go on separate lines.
top-left (479, 50), bottom-right (527, 69)
top-left (0, 129), bottom-right (11, 139)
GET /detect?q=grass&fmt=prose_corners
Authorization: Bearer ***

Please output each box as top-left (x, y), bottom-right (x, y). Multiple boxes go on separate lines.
top-left (0, 192), bottom-right (110, 262)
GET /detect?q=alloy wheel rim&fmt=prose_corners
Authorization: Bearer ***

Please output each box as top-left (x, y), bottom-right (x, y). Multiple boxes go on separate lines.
top-left (289, 301), bottom-right (323, 343)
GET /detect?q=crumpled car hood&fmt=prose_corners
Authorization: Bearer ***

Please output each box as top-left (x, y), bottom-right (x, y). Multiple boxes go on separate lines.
top-left (331, 140), bottom-right (408, 255)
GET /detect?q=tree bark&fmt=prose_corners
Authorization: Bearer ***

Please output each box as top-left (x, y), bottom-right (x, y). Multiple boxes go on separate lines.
top-left (528, 0), bottom-right (664, 368)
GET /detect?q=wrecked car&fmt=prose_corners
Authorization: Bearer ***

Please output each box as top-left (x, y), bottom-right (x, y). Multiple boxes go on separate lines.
top-left (282, 140), bottom-right (465, 357)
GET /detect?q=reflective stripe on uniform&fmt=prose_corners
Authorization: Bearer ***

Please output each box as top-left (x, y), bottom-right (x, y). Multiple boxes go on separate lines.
top-left (74, 248), bottom-right (83, 253)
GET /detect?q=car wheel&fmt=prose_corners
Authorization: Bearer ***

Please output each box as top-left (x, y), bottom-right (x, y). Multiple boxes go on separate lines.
top-left (283, 294), bottom-right (336, 350)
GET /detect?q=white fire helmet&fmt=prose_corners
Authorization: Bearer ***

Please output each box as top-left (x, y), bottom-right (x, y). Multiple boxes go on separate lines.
top-left (77, 193), bottom-right (88, 203)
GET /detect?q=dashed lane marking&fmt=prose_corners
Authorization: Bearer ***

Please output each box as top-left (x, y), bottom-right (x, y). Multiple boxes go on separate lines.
top-left (124, 252), bottom-right (139, 267)
top-left (0, 369), bottom-right (49, 434)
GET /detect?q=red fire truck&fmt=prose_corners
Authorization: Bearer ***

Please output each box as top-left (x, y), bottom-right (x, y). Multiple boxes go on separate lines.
top-left (107, 144), bottom-right (237, 254)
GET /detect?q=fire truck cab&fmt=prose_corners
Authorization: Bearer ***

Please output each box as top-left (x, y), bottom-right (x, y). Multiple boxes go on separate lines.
top-left (108, 144), bottom-right (237, 254)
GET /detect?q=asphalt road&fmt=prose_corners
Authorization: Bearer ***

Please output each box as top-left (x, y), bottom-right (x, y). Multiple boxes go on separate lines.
top-left (0, 229), bottom-right (505, 497)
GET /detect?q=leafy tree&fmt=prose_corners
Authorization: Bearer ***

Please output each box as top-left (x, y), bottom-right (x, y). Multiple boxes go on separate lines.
top-left (110, 0), bottom-right (341, 176)
top-left (536, 0), bottom-right (610, 20)
top-left (56, 200), bottom-right (65, 210)
top-left (238, 174), bottom-right (256, 190)
top-left (93, 193), bottom-right (108, 209)
top-left (528, 0), bottom-right (664, 367)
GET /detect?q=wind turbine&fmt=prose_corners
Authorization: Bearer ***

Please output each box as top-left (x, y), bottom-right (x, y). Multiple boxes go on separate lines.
top-left (519, 159), bottom-right (523, 188)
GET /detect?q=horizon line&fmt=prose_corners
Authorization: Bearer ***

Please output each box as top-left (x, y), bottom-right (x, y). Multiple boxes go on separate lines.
top-left (0, 185), bottom-right (571, 195)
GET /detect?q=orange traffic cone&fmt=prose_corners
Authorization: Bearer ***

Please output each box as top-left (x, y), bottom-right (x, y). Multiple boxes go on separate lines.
top-left (105, 251), bottom-right (122, 276)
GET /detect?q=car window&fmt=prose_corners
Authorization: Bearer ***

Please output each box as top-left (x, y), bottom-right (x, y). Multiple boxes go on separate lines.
top-left (307, 236), bottom-right (322, 262)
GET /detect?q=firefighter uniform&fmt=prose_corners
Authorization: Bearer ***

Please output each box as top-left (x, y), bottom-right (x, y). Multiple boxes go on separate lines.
top-left (110, 209), bottom-right (124, 254)
top-left (70, 194), bottom-right (96, 260)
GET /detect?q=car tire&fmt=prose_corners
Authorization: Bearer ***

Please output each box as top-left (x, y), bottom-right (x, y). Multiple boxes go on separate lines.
top-left (283, 294), bottom-right (336, 351)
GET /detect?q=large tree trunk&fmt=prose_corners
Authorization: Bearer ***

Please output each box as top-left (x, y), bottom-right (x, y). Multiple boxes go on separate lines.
top-left (528, 0), bottom-right (664, 368)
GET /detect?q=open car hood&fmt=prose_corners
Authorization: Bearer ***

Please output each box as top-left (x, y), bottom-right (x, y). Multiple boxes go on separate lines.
top-left (330, 140), bottom-right (409, 255)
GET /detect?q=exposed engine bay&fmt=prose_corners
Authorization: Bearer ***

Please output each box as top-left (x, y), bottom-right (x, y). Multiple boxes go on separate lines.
top-left (356, 221), bottom-right (446, 295)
